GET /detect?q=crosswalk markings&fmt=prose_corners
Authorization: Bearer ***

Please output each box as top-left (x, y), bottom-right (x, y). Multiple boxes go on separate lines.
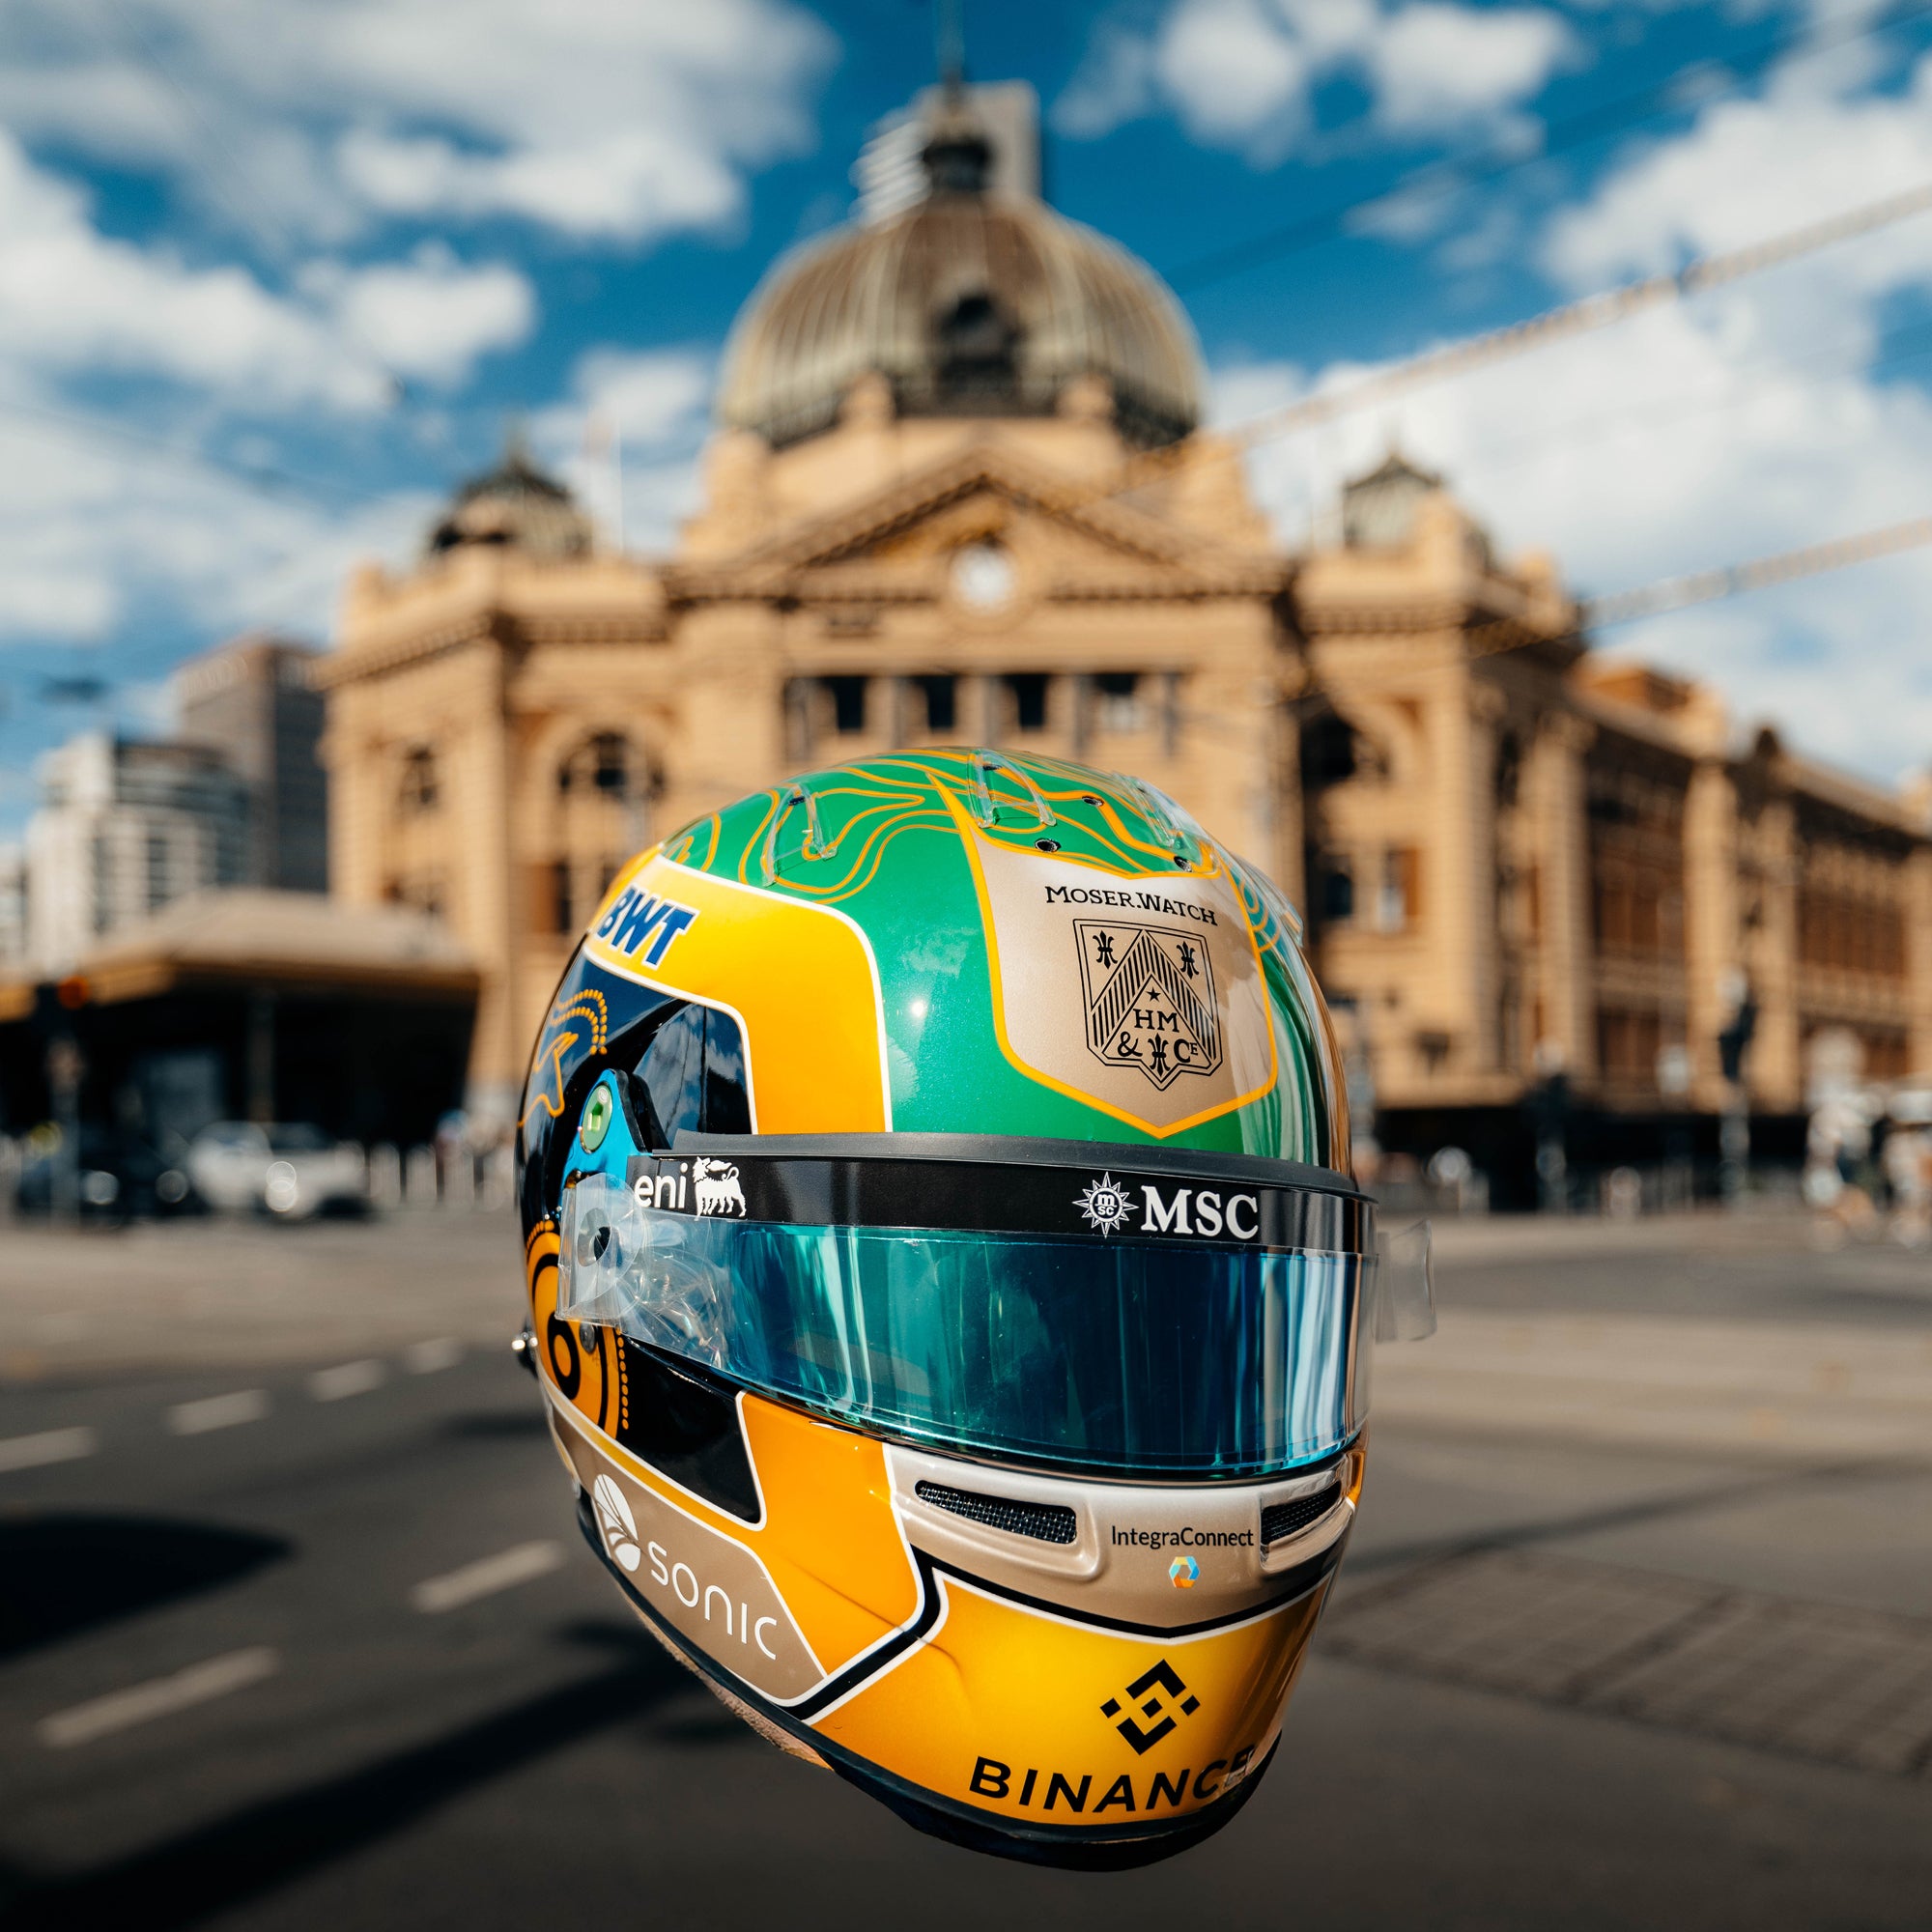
top-left (38, 1647), bottom-right (280, 1748)
top-left (410, 1541), bottom-right (565, 1614)
top-left (0, 1426), bottom-right (99, 1473)
top-left (308, 1359), bottom-right (385, 1402)
top-left (167, 1390), bottom-right (270, 1435)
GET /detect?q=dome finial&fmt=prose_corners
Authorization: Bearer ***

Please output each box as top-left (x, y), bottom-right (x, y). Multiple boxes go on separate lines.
top-left (923, 3), bottom-right (992, 196)
top-left (936, 0), bottom-right (965, 100)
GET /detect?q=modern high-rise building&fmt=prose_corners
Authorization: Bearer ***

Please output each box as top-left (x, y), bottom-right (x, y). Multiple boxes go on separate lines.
top-left (23, 732), bottom-right (251, 973)
top-left (175, 634), bottom-right (329, 894)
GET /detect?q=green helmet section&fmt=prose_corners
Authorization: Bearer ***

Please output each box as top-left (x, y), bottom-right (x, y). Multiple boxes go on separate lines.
top-left (657, 751), bottom-right (1350, 1171)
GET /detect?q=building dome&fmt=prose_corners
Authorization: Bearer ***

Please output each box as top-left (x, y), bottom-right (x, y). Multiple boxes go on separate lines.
top-left (428, 438), bottom-right (591, 560)
top-left (716, 102), bottom-right (1204, 451)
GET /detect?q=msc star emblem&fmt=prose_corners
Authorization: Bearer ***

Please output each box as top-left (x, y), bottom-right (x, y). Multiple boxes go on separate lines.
top-left (1075, 920), bottom-right (1224, 1091)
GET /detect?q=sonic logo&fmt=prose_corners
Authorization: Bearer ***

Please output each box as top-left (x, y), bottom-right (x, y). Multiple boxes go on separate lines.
top-left (591, 1473), bottom-right (642, 1574)
top-left (594, 885), bottom-right (699, 967)
top-left (692, 1158), bottom-right (747, 1217)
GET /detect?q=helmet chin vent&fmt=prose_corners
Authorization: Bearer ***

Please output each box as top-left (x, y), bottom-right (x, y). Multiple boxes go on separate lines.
top-left (1262, 1481), bottom-right (1341, 1548)
top-left (914, 1480), bottom-right (1077, 1546)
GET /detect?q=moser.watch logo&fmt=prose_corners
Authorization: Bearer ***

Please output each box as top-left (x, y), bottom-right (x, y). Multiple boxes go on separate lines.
top-left (1076, 919), bottom-right (1223, 1091)
top-left (1074, 1177), bottom-right (1262, 1241)
top-left (966, 1658), bottom-right (1263, 1817)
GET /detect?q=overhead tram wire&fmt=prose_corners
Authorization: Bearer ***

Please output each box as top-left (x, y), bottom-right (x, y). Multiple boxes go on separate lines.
top-left (1067, 178), bottom-right (1932, 515)
top-left (1219, 179), bottom-right (1932, 454)
top-left (1579, 513), bottom-right (1932, 634)
top-left (1164, 0), bottom-right (1932, 296)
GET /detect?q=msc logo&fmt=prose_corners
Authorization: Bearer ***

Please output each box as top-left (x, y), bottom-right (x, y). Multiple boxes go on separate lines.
top-left (1076, 920), bottom-right (1223, 1091)
top-left (1101, 1658), bottom-right (1201, 1755)
top-left (594, 885), bottom-right (699, 968)
top-left (1169, 1554), bottom-right (1199, 1588)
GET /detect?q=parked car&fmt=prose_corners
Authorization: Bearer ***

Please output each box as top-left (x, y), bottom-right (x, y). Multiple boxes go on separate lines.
top-left (14, 1126), bottom-right (197, 1220)
top-left (187, 1122), bottom-right (366, 1219)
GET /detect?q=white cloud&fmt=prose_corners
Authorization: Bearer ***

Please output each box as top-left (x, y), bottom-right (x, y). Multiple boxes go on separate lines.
top-left (0, 131), bottom-right (534, 410)
top-left (1367, 4), bottom-right (1577, 137)
top-left (312, 244), bottom-right (536, 388)
top-left (531, 347), bottom-right (715, 552)
top-left (0, 410), bottom-right (431, 648)
top-left (0, 0), bottom-right (837, 246)
top-left (1055, 0), bottom-right (1577, 158)
top-left (1213, 67), bottom-right (1932, 783)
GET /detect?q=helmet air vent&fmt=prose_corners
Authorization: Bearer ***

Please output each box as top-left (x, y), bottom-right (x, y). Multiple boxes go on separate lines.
top-left (1261, 1481), bottom-right (1341, 1548)
top-left (969, 751), bottom-right (1056, 830)
top-left (914, 1479), bottom-right (1077, 1545)
top-left (761, 781), bottom-right (829, 883)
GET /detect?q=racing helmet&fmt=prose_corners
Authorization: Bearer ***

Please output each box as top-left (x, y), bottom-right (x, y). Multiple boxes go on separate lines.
top-left (517, 750), bottom-right (1430, 1867)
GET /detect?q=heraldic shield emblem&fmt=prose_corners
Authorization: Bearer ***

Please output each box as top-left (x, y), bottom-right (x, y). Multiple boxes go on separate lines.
top-left (1076, 920), bottom-right (1224, 1090)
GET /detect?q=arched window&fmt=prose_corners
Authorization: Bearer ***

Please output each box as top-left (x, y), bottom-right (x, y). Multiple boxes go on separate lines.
top-left (558, 732), bottom-right (638, 799)
top-left (397, 745), bottom-right (439, 814)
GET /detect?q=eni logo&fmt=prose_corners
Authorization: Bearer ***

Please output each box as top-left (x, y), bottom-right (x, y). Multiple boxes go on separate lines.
top-left (594, 885), bottom-right (699, 967)
top-left (1169, 1554), bottom-right (1199, 1588)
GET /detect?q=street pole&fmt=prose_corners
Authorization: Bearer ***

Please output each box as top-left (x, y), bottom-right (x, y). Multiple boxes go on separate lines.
top-left (46, 1035), bottom-right (81, 1225)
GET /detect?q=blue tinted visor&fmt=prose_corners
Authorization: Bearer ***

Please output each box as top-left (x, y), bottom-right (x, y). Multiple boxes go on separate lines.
top-left (558, 1170), bottom-right (1372, 1479)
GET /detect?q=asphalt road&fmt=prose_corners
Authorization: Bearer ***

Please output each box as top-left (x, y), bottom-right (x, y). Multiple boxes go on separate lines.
top-left (1, 1213), bottom-right (1929, 1931)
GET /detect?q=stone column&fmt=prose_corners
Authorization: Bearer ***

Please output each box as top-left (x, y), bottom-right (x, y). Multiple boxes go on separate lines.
top-left (1683, 758), bottom-right (1741, 1110)
top-left (1908, 847), bottom-right (1932, 1076)
top-left (1747, 795), bottom-right (1802, 1112)
top-left (1527, 712), bottom-right (1595, 1080)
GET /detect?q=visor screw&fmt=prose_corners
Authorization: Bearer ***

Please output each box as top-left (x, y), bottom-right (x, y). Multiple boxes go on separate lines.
top-left (1082, 793), bottom-right (1099, 805)
top-left (1036, 838), bottom-right (1062, 852)
top-left (1173, 854), bottom-right (1189, 868)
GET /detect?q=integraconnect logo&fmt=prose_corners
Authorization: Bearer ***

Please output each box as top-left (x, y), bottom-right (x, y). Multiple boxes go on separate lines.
top-left (1101, 1659), bottom-right (1201, 1755)
top-left (1169, 1554), bottom-right (1199, 1588)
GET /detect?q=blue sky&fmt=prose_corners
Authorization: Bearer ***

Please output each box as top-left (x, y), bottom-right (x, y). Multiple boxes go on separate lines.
top-left (4, 0), bottom-right (1932, 836)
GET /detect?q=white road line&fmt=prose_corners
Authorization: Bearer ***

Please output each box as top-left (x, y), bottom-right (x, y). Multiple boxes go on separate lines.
top-left (403, 1336), bottom-right (464, 1375)
top-left (308, 1359), bottom-right (384, 1402)
top-left (39, 1647), bottom-right (279, 1749)
top-left (411, 1541), bottom-right (565, 1614)
top-left (167, 1390), bottom-right (270, 1435)
top-left (0, 1426), bottom-right (99, 1473)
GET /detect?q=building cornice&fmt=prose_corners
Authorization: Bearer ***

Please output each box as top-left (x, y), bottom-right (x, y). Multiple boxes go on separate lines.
top-left (664, 442), bottom-right (1286, 605)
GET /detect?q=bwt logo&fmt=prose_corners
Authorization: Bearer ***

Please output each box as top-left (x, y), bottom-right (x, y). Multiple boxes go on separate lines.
top-left (594, 885), bottom-right (699, 967)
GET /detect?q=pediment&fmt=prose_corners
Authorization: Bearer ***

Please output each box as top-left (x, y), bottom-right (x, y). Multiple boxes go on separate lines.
top-left (667, 446), bottom-right (1285, 605)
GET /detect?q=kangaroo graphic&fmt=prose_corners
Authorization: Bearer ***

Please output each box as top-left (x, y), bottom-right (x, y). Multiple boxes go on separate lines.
top-left (692, 1157), bottom-right (747, 1217)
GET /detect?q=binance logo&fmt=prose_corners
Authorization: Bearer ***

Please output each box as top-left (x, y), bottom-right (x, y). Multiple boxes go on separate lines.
top-left (1100, 1659), bottom-right (1202, 1756)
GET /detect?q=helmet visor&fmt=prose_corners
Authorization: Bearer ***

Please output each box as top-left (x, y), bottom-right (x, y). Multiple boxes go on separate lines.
top-left (558, 1155), bottom-right (1374, 1480)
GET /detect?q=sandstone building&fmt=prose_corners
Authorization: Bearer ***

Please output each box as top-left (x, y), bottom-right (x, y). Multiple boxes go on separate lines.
top-left (316, 86), bottom-right (1932, 1192)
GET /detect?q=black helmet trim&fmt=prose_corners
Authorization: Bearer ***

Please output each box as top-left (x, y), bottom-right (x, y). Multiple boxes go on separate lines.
top-left (649, 1134), bottom-right (1370, 1252)
top-left (676, 1129), bottom-right (1368, 1199)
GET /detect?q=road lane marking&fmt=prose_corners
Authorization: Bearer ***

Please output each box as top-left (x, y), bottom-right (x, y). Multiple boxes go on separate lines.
top-left (0, 1426), bottom-right (98, 1473)
top-left (411, 1541), bottom-right (565, 1613)
top-left (403, 1337), bottom-right (463, 1375)
top-left (308, 1359), bottom-right (384, 1402)
top-left (39, 1647), bottom-right (279, 1748)
top-left (167, 1390), bottom-right (270, 1435)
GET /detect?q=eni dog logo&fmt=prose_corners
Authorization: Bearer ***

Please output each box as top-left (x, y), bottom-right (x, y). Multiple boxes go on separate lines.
top-left (692, 1158), bottom-right (746, 1217)
top-left (1075, 920), bottom-right (1223, 1091)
